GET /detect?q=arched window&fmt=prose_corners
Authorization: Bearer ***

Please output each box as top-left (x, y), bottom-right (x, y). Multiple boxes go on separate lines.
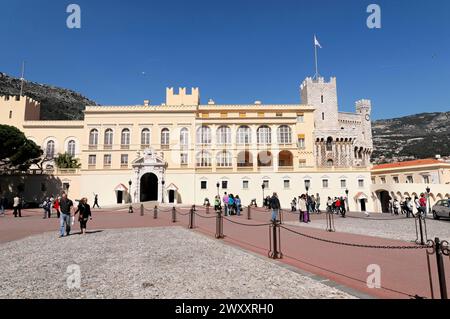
top-left (161, 128), bottom-right (170, 148)
top-left (277, 125), bottom-right (292, 144)
top-left (196, 151), bottom-right (211, 167)
top-left (180, 128), bottom-right (189, 148)
top-left (197, 126), bottom-right (211, 145)
top-left (46, 140), bottom-right (55, 159)
top-left (236, 126), bottom-right (251, 145)
top-left (217, 126), bottom-right (231, 145)
top-left (141, 128), bottom-right (151, 147)
top-left (326, 159), bottom-right (334, 167)
top-left (237, 151), bottom-right (253, 167)
top-left (216, 151), bottom-right (232, 167)
top-left (104, 129), bottom-right (113, 147)
top-left (258, 151), bottom-right (273, 167)
top-left (326, 137), bottom-right (333, 151)
top-left (67, 140), bottom-right (76, 156)
top-left (278, 151), bottom-right (293, 167)
top-left (89, 129), bottom-right (98, 146)
top-left (121, 128), bottom-right (130, 148)
top-left (257, 126), bottom-right (271, 145)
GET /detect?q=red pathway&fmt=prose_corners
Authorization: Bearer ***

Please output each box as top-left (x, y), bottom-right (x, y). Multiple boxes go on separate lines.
top-left (1, 206), bottom-right (449, 299)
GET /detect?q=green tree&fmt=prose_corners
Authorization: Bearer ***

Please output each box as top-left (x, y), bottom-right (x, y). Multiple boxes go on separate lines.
top-left (0, 125), bottom-right (43, 171)
top-left (54, 153), bottom-right (81, 169)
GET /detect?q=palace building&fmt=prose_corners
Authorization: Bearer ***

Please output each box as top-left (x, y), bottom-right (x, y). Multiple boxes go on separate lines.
top-left (0, 76), bottom-right (375, 211)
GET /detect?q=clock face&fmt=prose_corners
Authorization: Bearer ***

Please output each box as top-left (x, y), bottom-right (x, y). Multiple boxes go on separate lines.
top-left (365, 114), bottom-right (370, 121)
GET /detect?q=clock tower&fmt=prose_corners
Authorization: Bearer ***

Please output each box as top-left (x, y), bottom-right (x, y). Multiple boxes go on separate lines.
top-left (356, 99), bottom-right (373, 147)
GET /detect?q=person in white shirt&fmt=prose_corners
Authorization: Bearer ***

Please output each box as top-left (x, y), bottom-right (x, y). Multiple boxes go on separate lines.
top-left (13, 195), bottom-right (21, 218)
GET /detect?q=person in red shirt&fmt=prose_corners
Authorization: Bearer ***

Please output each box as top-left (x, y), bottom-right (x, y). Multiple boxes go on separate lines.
top-left (419, 193), bottom-right (427, 217)
top-left (53, 197), bottom-right (61, 218)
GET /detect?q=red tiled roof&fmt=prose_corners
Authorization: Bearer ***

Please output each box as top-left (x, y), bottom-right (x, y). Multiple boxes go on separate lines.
top-left (372, 159), bottom-right (444, 170)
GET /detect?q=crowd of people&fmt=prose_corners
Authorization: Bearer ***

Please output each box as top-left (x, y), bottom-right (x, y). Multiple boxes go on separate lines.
top-left (213, 192), bottom-right (243, 216)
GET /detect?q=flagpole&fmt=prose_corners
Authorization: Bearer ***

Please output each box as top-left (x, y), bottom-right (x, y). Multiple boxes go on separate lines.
top-left (314, 36), bottom-right (319, 80)
top-left (19, 61), bottom-right (25, 96)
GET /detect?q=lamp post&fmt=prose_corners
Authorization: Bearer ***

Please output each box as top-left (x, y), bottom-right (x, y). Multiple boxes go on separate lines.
top-left (426, 186), bottom-right (431, 216)
top-left (161, 179), bottom-right (165, 204)
top-left (128, 180), bottom-right (133, 213)
top-left (304, 180), bottom-right (310, 195)
top-left (262, 183), bottom-right (266, 207)
top-left (345, 188), bottom-right (349, 212)
top-left (216, 182), bottom-right (220, 198)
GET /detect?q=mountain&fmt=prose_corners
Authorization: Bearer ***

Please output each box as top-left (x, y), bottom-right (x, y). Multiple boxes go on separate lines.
top-left (372, 112), bottom-right (450, 164)
top-left (0, 72), bottom-right (97, 120)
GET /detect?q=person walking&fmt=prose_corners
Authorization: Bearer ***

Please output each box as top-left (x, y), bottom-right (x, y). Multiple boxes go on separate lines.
top-left (270, 192), bottom-right (281, 222)
top-left (74, 198), bottom-right (92, 235)
top-left (298, 194), bottom-right (308, 223)
top-left (59, 193), bottom-right (74, 237)
top-left (316, 194), bottom-right (321, 213)
top-left (49, 195), bottom-right (54, 218)
top-left (13, 195), bottom-right (21, 218)
top-left (393, 199), bottom-right (400, 215)
top-left (326, 197), bottom-right (333, 214)
top-left (235, 195), bottom-right (242, 216)
top-left (92, 194), bottom-right (100, 209)
top-left (228, 194), bottom-right (235, 215)
top-left (214, 195), bottom-right (221, 212)
top-left (339, 197), bottom-right (346, 218)
top-left (222, 192), bottom-right (229, 216)
top-left (419, 193), bottom-right (427, 218)
top-left (335, 198), bottom-right (341, 216)
top-left (54, 196), bottom-right (61, 218)
top-left (42, 197), bottom-right (51, 219)
top-left (406, 197), bottom-right (413, 218)
top-left (0, 195), bottom-right (6, 216)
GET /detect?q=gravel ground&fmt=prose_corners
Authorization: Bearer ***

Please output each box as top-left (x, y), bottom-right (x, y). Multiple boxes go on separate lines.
top-left (0, 227), bottom-right (354, 299)
top-left (286, 213), bottom-right (450, 242)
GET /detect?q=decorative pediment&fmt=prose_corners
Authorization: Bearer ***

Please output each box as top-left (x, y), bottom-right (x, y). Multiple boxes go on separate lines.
top-left (132, 148), bottom-right (166, 167)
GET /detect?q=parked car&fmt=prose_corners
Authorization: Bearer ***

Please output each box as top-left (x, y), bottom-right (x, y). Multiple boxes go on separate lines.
top-left (432, 200), bottom-right (450, 220)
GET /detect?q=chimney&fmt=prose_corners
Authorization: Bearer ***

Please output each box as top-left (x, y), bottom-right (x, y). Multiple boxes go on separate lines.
top-left (208, 99), bottom-right (215, 105)
top-left (144, 100), bottom-right (150, 106)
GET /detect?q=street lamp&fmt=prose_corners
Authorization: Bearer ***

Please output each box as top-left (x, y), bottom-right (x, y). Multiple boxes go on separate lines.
top-left (128, 180), bottom-right (133, 214)
top-left (262, 183), bottom-right (266, 207)
top-left (161, 179), bottom-right (165, 204)
top-left (304, 180), bottom-right (311, 194)
top-left (345, 188), bottom-right (349, 212)
top-left (216, 182), bottom-right (220, 198)
top-left (426, 186), bottom-right (431, 216)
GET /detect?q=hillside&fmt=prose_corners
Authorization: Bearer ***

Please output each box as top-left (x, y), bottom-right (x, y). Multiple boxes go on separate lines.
top-left (372, 112), bottom-right (450, 164)
top-left (0, 72), bottom-right (96, 120)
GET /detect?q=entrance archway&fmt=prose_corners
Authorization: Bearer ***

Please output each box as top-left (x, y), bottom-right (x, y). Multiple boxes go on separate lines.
top-left (140, 173), bottom-right (158, 202)
top-left (168, 190), bottom-right (175, 203)
top-left (377, 190), bottom-right (391, 213)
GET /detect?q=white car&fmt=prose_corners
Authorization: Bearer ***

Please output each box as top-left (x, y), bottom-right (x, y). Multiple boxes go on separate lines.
top-left (432, 200), bottom-right (450, 220)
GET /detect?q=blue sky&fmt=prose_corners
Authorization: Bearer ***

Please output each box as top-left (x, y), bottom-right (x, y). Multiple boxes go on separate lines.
top-left (0, 0), bottom-right (449, 119)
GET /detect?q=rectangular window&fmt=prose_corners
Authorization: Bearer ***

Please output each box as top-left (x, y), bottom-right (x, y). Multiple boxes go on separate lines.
top-left (88, 155), bottom-right (96, 166)
top-left (104, 154), bottom-right (112, 167)
top-left (358, 179), bottom-right (365, 188)
top-left (200, 181), bottom-right (207, 190)
top-left (63, 183), bottom-right (70, 192)
top-left (423, 175), bottom-right (430, 184)
top-left (296, 113), bottom-right (304, 123)
top-left (340, 179), bottom-right (346, 188)
top-left (299, 159), bottom-right (306, 167)
top-left (406, 176), bottom-right (414, 183)
top-left (371, 178), bottom-right (376, 184)
top-left (222, 181), bottom-right (228, 189)
top-left (239, 112), bottom-right (246, 118)
top-left (242, 180), bottom-right (249, 189)
top-left (257, 112), bottom-right (264, 118)
top-left (263, 180), bottom-right (269, 189)
top-left (220, 112), bottom-right (227, 118)
top-left (180, 153), bottom-right (188, 165)
top-left (9, 110), bottom-right (12, 119)
top-left (276, 113), bottom-right (283, 117)
top-left (120, 154), bottom-right (128, 167)
top-left (393, 176), bottom-right (399, 184)
top-left (298, 137), bottom-right (305, 149)
top-left (284, 180), bottom-right (290, 189)
top-left (381, 177), bottom-right (386, 184)
top-left (322, 179), bottom-right (329, 188)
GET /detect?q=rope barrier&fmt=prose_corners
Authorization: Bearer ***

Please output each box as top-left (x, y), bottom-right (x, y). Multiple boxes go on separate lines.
top-left (279, 225), bottom-right (430, 250)
top-left (193, 212), bottom-right (216, 219)
top-left (222, 217), bottom-right (272, 227)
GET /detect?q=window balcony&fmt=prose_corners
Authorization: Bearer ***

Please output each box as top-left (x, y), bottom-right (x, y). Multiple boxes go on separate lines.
top-left (104, 145), bottom-right (113, 150)
top-left (89, 145), bottom-right (98, 150)
top-left (121, 145), bottom-right (130, 150)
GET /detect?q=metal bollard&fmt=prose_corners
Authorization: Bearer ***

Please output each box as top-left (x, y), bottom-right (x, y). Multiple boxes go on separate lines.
top-left (140, 204), bottom-right (144, 216)
top-left (268, 220), bottom-right (282, 259)
top-left (206, 205), bottom-right (210, 214)
top-left (153, 206), bottom-right (158, 219)
top-left (172, 207), bottom-right (177, 223)
top-left (215, 208), bottom-right (224, 239)
top-left (247, 205), bottom-right (251, 220)
top-left (434, 238), bottom-right (448, 299)
top-left (415, 215), bottom-right (427, 245)
top-left (189, 207), bottom-right (195, 229)
top-left (326, 210), bottom-right (335, 232)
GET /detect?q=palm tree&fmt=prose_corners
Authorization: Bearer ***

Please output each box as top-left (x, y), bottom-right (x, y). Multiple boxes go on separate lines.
top-left (55, 153), bottom-right (81, 169)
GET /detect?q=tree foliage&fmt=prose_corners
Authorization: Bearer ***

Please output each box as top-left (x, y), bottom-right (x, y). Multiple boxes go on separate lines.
top-left (0, 125), bottom-right (43, 171)
top-left (54, 153), bottom-right (81, 169)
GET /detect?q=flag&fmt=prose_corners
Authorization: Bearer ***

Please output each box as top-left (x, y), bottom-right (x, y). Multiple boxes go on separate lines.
top-left (314, 35), bottom-right (322, 49)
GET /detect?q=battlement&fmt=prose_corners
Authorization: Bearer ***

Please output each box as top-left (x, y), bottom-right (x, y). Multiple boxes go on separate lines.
top-left (0, 94), bottom-right (41, 123)
top-left (300, 76), bottom-right (336, 90)
top-left (166, 87), bottom-right (200, 106)
top-left (355, 99), bottom-right (372, 112)
top-left (0, 94), bottom-right (40, 106)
